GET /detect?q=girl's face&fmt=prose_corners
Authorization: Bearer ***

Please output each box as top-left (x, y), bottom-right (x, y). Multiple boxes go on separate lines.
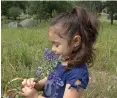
top-left (48, 24), bottom-right (73, 59)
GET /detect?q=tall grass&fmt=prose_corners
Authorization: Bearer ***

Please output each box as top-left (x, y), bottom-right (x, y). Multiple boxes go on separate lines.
top-left (1, 22), bottom-right (50, 94)
top-left (1, 20), bottom-right (117, 98)
top-left (94, 21), bottom-right (117, 72)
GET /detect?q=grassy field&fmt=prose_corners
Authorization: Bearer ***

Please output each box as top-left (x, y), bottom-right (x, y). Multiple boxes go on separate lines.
top-left (1, 18), bottom-right (117, 98)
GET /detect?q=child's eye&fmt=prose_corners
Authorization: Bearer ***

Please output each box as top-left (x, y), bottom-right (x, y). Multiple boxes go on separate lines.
top-left (55, 44), bottom-right (59, 47)
top-left (52, 41), bottom-right (60, 47)
top-left (53, 43), bottom-right (59, 47)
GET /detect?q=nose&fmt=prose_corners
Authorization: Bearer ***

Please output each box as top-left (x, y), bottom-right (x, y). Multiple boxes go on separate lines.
top-left (52, 45), bottom-right (56, 53)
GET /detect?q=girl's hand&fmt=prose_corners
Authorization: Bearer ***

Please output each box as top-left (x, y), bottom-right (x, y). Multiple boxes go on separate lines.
top-left (22, 78), bottom-right (36, 88)
top-left (21, 85), bottom-right (38, 98)
top-left (21, 78), bottom-right (38, 98)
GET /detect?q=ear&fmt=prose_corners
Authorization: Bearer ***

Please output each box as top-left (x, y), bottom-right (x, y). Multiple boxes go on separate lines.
top-left (73, 35), bottom-right (81, 47)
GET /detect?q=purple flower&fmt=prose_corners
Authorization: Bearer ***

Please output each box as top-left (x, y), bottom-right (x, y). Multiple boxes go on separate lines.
top-left (44, 48), bottom-right (59, 62)
top-left (36, 68), bottom-right (41, 77)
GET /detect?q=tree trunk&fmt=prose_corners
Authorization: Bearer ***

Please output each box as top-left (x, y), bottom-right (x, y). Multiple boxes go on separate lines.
top-left (7, 16), bottom-right (10, 19)
top-left (36, 17), bottom-right (38, 24)
top-left (14, 17), bottom-right (17, 20)
top-left (19, 16), bottom-right (20, 21)
top-left (40, 18), bottom-right (41, 23)
top-left (110, 13), bottom-right (114, 25)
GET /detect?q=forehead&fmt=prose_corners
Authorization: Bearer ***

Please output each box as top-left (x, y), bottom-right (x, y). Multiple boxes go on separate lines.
top-left (49, 23), bottom-right (66, 34)
top-left (48, 24), bottom-right (67, 42)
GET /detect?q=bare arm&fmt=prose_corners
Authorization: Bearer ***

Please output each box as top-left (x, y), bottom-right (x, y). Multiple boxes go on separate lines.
top-left (38, 77), bottom-right (47, 85)
top-left (63, 84), bottom-right (84, 98)
top-left (21, 77), bottom-right (47, 98)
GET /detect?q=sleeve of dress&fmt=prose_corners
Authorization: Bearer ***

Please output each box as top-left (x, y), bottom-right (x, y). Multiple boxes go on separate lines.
top-left (66, 67), bottom-right (89, 92)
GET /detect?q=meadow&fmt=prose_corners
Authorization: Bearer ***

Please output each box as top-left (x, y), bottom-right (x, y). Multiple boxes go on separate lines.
top-left (1, 18), bottom-right (117, 98)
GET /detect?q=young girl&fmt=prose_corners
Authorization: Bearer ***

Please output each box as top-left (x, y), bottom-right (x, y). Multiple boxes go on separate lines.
top-left (21, 6), bottom-right (98, 98)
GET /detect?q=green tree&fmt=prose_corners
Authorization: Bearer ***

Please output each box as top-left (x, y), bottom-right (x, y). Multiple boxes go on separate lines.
top-left (27, 1), bottom-right (48, 22)
top-left (106, 1), bottom-right (117, 25)
top-left (73, 1), bottom-right (104, 15)
top-left (1, 1), bottom-right (13, 19)
top-left (1, 1), bottom-right (27, 18)
top-left (8, 7), bottom-right (22, 20)
top-left (28, 1), bottom-right (72, 23)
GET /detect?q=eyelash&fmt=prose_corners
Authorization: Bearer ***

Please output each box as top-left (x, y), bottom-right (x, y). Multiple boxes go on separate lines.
top-left (53, 43), bottom-right (59, 47)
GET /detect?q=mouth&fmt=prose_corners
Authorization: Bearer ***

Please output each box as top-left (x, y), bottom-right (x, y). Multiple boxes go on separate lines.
top-left (55, 53), bottom-right (59, 55)
top-left (55, 53), bottom-right (60, 56)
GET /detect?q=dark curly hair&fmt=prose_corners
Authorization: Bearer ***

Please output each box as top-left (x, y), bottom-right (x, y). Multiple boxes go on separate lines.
top-left (50, 6), bottom-right (99, 68)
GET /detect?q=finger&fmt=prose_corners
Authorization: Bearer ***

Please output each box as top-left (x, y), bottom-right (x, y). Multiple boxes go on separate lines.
top-left (22, 79), bottom-right (27, 86)
top-left (27, 79), bottom-right (31, 87)
top-left (27, 79), bottom-right (35, 88)
top-left (22, 86), bottom-right (26, 93)
top-left (32, 82), bottom-right (36, 88)
top-left (30, 78), bottom-right (35, 87)
top-left (30, 78), bottom-right (35, 81)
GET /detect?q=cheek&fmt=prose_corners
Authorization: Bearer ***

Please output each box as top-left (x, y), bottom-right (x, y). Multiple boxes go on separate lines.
top-left (58, 45), bottom-right (70, 55)
top-left (56, 45), bottom-right (63, 53)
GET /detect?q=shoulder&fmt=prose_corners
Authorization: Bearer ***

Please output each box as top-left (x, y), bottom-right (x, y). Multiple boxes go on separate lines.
top-left (67, 64), bottom-right (88, 78)
top-left (65, 64), bottom-right (89, 89)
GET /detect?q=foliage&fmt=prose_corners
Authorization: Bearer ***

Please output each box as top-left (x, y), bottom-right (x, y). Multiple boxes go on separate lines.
top-left (52, 9), bottom-right (57, 18)
top-left (1, 1), bottom-right (27, 18)
top-left (8, 7), bottom-right (22, 20)
top-left (106, 1), bottom-right (117, 14)
top-left (105, 1), bottom-right (117, 24)
top-left (1, 1), bottom-right (72, 22)
top-left (28, 1), bottom-right (72, 22)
